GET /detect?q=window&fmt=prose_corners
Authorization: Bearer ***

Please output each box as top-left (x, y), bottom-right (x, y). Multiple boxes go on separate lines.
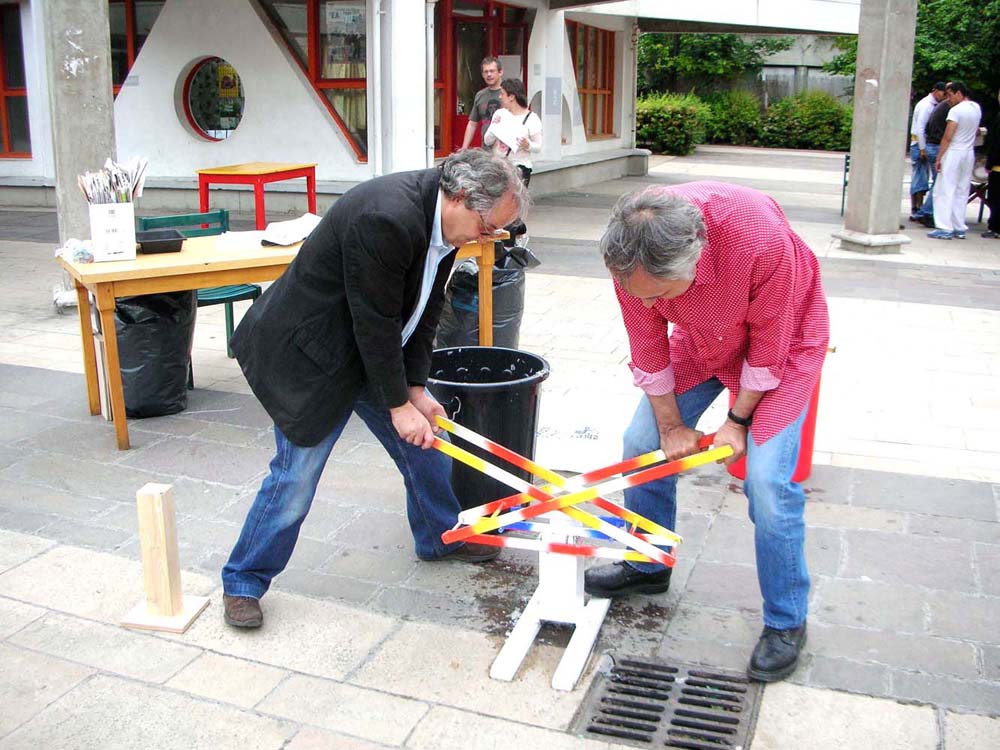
top-left (260, 0), bottom-right (367, 160)
top-left (0, 4), bottom-right (28, 156)
top-left (109, 1), bottom-right (165, 94)
top-left (567, 20), bottom-right (615, 139)
top-left (183, 57), bottom-right (244, 141)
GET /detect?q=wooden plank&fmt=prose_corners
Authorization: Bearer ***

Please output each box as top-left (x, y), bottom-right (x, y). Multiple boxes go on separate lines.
top-left (135, 482), bottom-right (183, 616)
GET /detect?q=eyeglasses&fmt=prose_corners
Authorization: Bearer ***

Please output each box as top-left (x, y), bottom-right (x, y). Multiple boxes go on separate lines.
top-left (477, 210), bottom-right (505, 236)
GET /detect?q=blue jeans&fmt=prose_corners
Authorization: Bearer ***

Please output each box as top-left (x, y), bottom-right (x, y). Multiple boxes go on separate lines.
top-left (222, 390), bottom-right (463, 599)
top-left (623, 378), bottom-right (810, 630)
top-left (915, 143), bottom-right (940, 217)
top-left (910, 143), bottom-right (930, 195)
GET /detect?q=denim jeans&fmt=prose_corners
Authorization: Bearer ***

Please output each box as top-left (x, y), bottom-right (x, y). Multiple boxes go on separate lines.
top-left (222, 389), bottom-right (463, 599)
top-left (915, 143), bottom-right (940, 218)
top-left (622, 378), bottom-right (810, 630)
top-left (910, 143), bottom-right (930, 195)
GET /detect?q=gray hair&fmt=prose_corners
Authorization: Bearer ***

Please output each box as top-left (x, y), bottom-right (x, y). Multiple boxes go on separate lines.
top-left (440, 149), bottom-right (530, 220)
top-left (600, 189), bottom-right (705, 281)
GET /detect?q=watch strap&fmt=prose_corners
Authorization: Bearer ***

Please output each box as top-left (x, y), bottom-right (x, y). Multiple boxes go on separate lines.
top-left (727, 409), bottom-right (752, 428)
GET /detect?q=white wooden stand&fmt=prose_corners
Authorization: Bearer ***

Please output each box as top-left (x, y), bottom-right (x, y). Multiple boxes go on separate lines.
top-left (490, 513), bottom-right (611, 691)
top-left (121, 483), bottom-right (209, 634)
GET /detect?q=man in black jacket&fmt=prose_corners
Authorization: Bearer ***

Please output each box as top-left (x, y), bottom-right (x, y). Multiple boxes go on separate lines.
top-left (983, 89), bottom-right (1000, 239)
top-left (222, 150), bottom-right (527, 629)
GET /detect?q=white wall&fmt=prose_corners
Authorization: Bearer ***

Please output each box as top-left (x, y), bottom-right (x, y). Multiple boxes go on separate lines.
top-left (114, 0), bottom-right (370, 182)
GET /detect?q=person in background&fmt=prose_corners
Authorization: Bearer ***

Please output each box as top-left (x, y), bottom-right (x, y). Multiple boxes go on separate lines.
top-left (484, 78), bottom-right (543, 187)
top-left (928, 81), bottom-right (983, 240)
top-left (908, 82), bottom-right (947, 218)
top-left (982, 88), bottom-right (1000, 239)
top-left (460, 57), bottom-right (504, 150)
top-left (584, 183), bottom-right (829, 684)
top-left (220, 150), bottom-right (527, 630)
top-left (911, 87), bottom-right (953, 228)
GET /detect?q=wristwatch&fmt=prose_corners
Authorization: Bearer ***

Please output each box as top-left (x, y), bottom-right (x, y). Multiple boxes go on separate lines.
top-left (727, 409), bottom-right (752, 428)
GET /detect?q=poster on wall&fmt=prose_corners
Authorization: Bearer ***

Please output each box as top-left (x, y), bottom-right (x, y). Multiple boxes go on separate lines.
top-left (218, 62), bottom-right (239, 98)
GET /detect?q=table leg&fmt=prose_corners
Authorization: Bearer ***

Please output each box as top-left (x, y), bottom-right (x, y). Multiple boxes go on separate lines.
top-left (95, 284), bottom-right (130, 450)
top-left (74, 281), bottom-right (101, 416)
top-left (254, 179), bottom-right (266, 230)
top-left (198, 175), bottom-right (209, 214)
top-left (477, 239), bottom-right (495, 347)
top-left (306, 169), bottom-right (317, 215)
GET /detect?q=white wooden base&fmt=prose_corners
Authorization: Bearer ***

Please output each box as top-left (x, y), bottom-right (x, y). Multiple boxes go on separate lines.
top-left (490, 513), bottom-right (612, 691)
top-left (121, 594), bottom-right (210, 634)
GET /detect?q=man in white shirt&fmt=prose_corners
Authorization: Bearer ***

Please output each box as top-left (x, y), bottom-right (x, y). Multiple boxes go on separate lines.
top-left (909, 82), bottom-right (947, 217)
top-left (928, 81), bottom-right (983, 240)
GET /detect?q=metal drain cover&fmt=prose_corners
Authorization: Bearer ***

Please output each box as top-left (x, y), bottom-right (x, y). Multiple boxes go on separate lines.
top-left (570, 657), bottom-right (763, 749)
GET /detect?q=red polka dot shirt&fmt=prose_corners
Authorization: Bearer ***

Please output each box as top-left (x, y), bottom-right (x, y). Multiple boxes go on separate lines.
top-left (614, 182), bottom-right (830, 444)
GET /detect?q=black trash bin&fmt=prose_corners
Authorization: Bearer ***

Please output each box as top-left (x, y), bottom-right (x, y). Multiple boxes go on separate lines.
top-left (427, 346), bottom-right (550, 511)
top-left (114, 291), bottom-right (197, 418)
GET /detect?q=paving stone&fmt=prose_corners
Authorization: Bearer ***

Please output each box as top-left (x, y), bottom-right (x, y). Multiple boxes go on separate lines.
top-left (332, 508), bottom-right (415, 554)
top-left (164, 652), bottom-right (288, 710)
top-left (680, 561), bottom-right (763, 612)
top-left (31, 518), bottom-right (133, 551)
top-left (752, 682), bottom-right (938, 750)
top-left (407, 705), bottom-right (612, 750)
top-left (944, 712), bottom-right (1000, 750)
top-left (850, 470), bottom-right (996, 521)
top-left (0, 507), bottom-right (57, 534)
top-left (119, 435), bottom-right (271, 486)
top-left (974, 543), bottom-right (1000, 596)
top-left (315, 464), bottom-right (406, 512)
top-left (257, 674), bottom-right (427, 746)
top-left (0, 527), bottom-right (53, 571)
top-left (0, 545), bottom-right (214, 624)
top-left (811, 578), bottom-right (928, 632)
top-left (654, 635), bottom-right (750, 673)
top-left (890, 670), bottom-right (1000, 713)
top-left (927, 590), bottom-right (1000, 644)
top-left (983, 645), bottom-right (1000, 681)
top-left (806, 501), bottom-right (905, 532)
top-left (336, 440), bottom-right (400, 470)
top-left (272, 568), bottom-right (377, 605)
top-left (181, 420), bottom-right (269, 447)
top-left (0, 643), bottom-right (94, 736)
top-left (908, 513), bottom-right (1000, 544)
top-left (809, 622), bottom-right (979, 678)
top-left (15, 420), bottom-right (165, 461)
top-left (285, 726), bottom-right (394, 750)
top-left (1, 452), bottom-right (166, 503)
top-left (0, 674), bottom-right (294, 749)
top-left (699, 514), bottom-right (755, 565)
top-left (805, 526), bottom-right (842, 577)
top-left (370, 585), bottom-right (517, 635)
top-left (664, 603), bottom-right (760, 646)
top-left (295, 498), bottom-right (358, 542)
top-left (174, 516), bottom-right (242, 553)
top-left (319, 546), bottom-right (417, 584)
top-left (842, 529), bottom-right (977, 592)
top-left (352, 619), bottom-right (588, 730)
top-left (800, 464), bottom-right (855, 504)
top-left (0, 443), bottom-right (28, 470)
top-left (804, 654), bottom-right (891, 696)
top-left (164, 589), bottom-right (396, 680)
top-left (0, 596), bottom-right (45, 638)
top-left (179, 390), bottom-right (274, 430)
top-left (11, 612), bottom-right (202, 681)
top-left (0, 408), bottom-right (66, 444)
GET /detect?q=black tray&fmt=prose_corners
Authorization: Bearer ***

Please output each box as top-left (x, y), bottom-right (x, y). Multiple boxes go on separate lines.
top-left (136, 229), bottom-right (184, 254)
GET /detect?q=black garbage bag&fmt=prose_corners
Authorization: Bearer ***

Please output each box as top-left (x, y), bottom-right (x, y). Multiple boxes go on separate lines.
top-left (114, 292), bottom-right (196, 418)
top-left (437, 257), bottom-right (526, 349)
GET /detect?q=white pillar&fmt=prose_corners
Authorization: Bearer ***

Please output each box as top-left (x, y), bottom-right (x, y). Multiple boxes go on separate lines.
top-left (540, 9), bottom-right (566, 160)
top-left (382, 0), bottom-right (427, 173)
top-left (832, 0), bottom-right (917, 254)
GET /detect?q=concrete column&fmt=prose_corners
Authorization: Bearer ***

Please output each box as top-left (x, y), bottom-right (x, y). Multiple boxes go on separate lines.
top-left (794, 65), bottom-right (808, 95)
top-left (832, 0), bottom-right (916, 254)
top-left (41, 0), bottom-right (115, 245)
top-left (541, 10), bottom-right (566, 159)
top-left (382, 0), bottom-right (427, 173)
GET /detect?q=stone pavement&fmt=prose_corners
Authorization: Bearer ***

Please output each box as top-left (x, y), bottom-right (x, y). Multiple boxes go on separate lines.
top-left (0, 145), bottom-right (998, 748)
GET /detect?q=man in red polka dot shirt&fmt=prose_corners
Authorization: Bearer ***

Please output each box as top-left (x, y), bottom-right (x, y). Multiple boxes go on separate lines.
top-left (584, 182), bottom-right (829, 682)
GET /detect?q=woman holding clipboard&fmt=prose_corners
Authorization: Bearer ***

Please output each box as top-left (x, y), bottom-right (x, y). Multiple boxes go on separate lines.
top-left (484, 79), bottom-right (542, 186)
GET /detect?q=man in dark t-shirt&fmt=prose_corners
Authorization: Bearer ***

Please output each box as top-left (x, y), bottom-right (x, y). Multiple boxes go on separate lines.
top-left (912, 99), bottom-right (953, 225)
top-left (460, 56), bottom-right (503, 150)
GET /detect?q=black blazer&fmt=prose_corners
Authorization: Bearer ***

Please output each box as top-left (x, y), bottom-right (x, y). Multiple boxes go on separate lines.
top-left (231, 168), bottom-right (457, 446)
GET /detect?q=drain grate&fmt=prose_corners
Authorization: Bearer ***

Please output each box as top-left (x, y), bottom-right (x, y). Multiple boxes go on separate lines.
top-left (570, 657), bottom-right (763, 749)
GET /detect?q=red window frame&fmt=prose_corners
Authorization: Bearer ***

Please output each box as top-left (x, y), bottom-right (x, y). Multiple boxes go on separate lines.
top-left (567, 19), bottom-right (615, 139)
top-left (109, 1), bottom-right (163, 97)
top-left (0, 3), bottom-right (28, 157)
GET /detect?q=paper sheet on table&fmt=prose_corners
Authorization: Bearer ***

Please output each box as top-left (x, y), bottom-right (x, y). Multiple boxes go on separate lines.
top-left (262, 212), bottom-right (322, 246)
top-left (213, 230), bottom-right (266, 251)
top-left (487, 115), bottom-right (521, 152)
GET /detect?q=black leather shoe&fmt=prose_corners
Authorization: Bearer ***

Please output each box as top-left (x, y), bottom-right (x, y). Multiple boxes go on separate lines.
top-left (747, 624), bottom-right (807, 682)
top-left (431, 542), bottom-right (500, 563)
top-left (583, 561), bottom-right (671, 598)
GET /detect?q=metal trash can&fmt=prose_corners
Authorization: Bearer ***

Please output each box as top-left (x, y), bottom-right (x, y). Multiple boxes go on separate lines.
top-left (427, 346), bottom-right (550, 510)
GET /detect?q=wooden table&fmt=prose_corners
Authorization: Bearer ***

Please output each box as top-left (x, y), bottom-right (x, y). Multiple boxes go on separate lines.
top-left (197, 162), bottom-right (318, 230)
top-left (58, 234), bottom-right (497, 450)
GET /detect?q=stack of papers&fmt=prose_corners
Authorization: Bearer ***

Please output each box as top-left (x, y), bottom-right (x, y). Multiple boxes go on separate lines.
top-left (262, 213), bottom-right (322, 246)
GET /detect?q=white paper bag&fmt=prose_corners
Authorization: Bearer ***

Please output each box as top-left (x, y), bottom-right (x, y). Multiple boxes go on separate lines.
top-left (89, 202), bottom-right (136, 262)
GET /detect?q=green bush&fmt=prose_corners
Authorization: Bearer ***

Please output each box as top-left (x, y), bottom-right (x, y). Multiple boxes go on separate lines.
top-left (759, 91), bottom-right (852, 151)
top-left (704, 90), bottom-right (762, 145)
top-left (636, 93), bottom-right (710, 155)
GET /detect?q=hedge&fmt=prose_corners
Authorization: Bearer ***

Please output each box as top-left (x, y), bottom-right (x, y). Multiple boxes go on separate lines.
top-left (636, 93), bottom-right (710, 155)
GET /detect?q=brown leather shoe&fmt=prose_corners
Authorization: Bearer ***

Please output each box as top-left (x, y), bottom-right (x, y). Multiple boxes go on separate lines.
top-left (432, 542), bottom-right (501, 563)
top-left (223, 594), bottom-right (262, 629)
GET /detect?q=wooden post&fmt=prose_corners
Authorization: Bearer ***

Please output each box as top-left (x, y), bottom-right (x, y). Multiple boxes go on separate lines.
top-left (121, 483), bottom-right (209, 633)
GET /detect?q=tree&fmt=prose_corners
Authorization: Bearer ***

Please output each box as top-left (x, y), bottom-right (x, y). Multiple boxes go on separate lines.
top-left (823, 0), bottom-right (1000, 103)
top-left (638, 33), bottom-right (793, 95)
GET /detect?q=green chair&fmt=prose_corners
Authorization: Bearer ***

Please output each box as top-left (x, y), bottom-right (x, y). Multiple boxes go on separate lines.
top-left (136, 209), bottom-right (261, 367)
